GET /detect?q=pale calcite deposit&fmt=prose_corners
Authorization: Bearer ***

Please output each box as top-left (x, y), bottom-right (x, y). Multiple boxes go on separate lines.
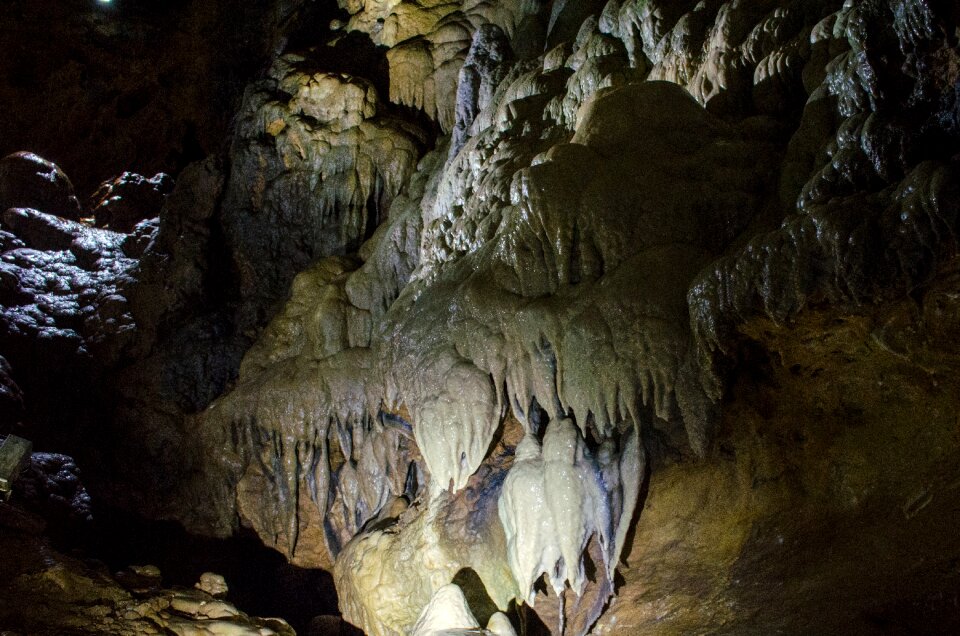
top-left (195, 8), bottom-right (778, 632)
top-left (497, 419), bottom-right (618, 611)
top-left (410, 583), bottom-right (480, 635)
top-left (485, 612), bottom-right (517, 636)
top-left (337, 0), bottom-right (544, 129)
top-left (175, 1), bottom-right (960, 635)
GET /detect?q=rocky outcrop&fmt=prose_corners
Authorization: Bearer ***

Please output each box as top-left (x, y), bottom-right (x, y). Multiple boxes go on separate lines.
top-left (0, 152), bottom-right (82, 220)
top-left (449, 24), bottom-right (515, 158)
top-left (0, 201), bottom-right (142, 436)
top-left (90, 172), bottom-right (174, 233)
top-left (595, 282), bottom-right (960, 633)
top-left (0, 503), bottom-right (294, 636)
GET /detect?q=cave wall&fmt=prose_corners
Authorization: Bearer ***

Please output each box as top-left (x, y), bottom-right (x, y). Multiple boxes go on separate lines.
top-left (1, 0), bottom-right (959, 634)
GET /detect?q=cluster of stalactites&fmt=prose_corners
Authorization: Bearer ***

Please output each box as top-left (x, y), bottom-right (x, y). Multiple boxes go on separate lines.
top-left (498, 418), bottom-right (643, 608)
top-left (336, 0), bottom-right (544, 131)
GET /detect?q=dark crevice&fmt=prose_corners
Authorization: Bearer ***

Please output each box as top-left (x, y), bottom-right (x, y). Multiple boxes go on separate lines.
top-left (59, 504), bottom-right (341, 634)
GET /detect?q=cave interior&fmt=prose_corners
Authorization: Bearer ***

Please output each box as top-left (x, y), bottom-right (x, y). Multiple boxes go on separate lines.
top-left (1, 0), bottom-right (959, 635)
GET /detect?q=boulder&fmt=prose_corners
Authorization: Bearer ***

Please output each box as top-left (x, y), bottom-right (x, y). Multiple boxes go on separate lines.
top-left (0, 152), bottom-right (82, 220)
top-left (90, 172), bottom-right (174, 233)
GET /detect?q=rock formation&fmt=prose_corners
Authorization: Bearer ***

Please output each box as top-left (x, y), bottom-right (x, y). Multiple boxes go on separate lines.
top-left (1, 0), bottom-right (959, 634)
top-left (0, 503), bottom-right (295, 636)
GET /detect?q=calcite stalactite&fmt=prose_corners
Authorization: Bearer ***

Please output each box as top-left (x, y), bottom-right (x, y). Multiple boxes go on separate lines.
top-left (689, 0), bottom-right (960, 389)
top-left (450, 23), bottom-right (515, 158)
top-left (222, 53), bottom-right (426, 321)
top-left (339, 0), bottom-right (548, 130)
top-left (188, 5), bottom-right (798, 633)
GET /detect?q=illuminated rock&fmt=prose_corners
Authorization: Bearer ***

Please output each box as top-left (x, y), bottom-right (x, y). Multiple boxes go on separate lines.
top-left (0, 152), bottom-right (82, 220)
top-left (410, 583), bottom-right (480, 635)
top-left (221, 54), bottom-right (426, 320)
top-left (90, 172), bottom-right (173, 233)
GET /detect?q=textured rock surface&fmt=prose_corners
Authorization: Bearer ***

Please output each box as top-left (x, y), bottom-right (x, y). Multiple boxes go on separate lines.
top-left (594, 288), bottom-right (960, 634)
top-left (222, 53), bottom-right (426, 323)
top-left (166, 1), bottom-right (960, 634)
top-left (2, 1), bottom-right (959, 635)
top-left (15, 452), bottom-right (94, 527)
top-left (90, 172), bottom-right (174, 233)
top-left (0, 202), bottom-right (142, 443)
top-left (0, 504), bottom-right (295, 636)
top-left (342, 0), bottom-right (549, 130)
top-left (0, 152), bottom-right (82, 220)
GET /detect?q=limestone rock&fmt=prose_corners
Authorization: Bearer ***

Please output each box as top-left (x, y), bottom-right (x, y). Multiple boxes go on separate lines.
top-left (547, 0), bottom-right (608, 49)
top-left (222, 53), bottom-right (426, 322)
top-left (0, 354), bottom-right (24, 430)
top-left (450, 24), bottom-right (514, 159)
top-left (90, 172), bottom-right (174, 233)
top-left (340, 0), bottom-right (549, 130)
top-left (689, 0), bottom-right (960, 384)
top-left (485, 613), bottom-right (516, 636)
top-left (5, 3), bottom-right (960, 636)
top-left (179, 150), bottom-right (448, 563)
top-left (0, 152), bottom-right (82, 220)
top-left (195, 572), bottom-right (229, 599)
top-left (190, 10), bottom-right (778, 636)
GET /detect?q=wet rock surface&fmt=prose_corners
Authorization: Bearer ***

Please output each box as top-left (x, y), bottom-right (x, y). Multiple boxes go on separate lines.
top-left (0, 0), bottom-right (959, 635)
top-left (222, 52), bottom-right (426, 325)
top-left (16, 452), bottom-right (94, 527)
top-left (595, 285), bottom-right (960, 634)
top-left (0, 152), bottom-right (82, 220)
top-left (90, 172), bottom-right (174, 233)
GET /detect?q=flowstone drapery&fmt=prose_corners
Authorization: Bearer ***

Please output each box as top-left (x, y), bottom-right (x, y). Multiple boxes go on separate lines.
top-left (152, 1), bottom-right (960, 634)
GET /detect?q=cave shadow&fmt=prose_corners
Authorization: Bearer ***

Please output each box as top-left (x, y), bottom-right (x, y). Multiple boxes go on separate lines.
top-left (613, 438), bottom-right (652, 578)
top-left (67, 504), bottom-right (340, 634)
top-left (452, 566), bottom-right (552, 636)
top-left (452, 567), bottom-right (499, 627)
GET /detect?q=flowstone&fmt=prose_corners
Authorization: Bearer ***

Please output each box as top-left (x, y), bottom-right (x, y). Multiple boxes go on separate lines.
top-left (187, 7), bottom-right (782, 633)
top-left (150, 2), bottom-right (960, 635)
